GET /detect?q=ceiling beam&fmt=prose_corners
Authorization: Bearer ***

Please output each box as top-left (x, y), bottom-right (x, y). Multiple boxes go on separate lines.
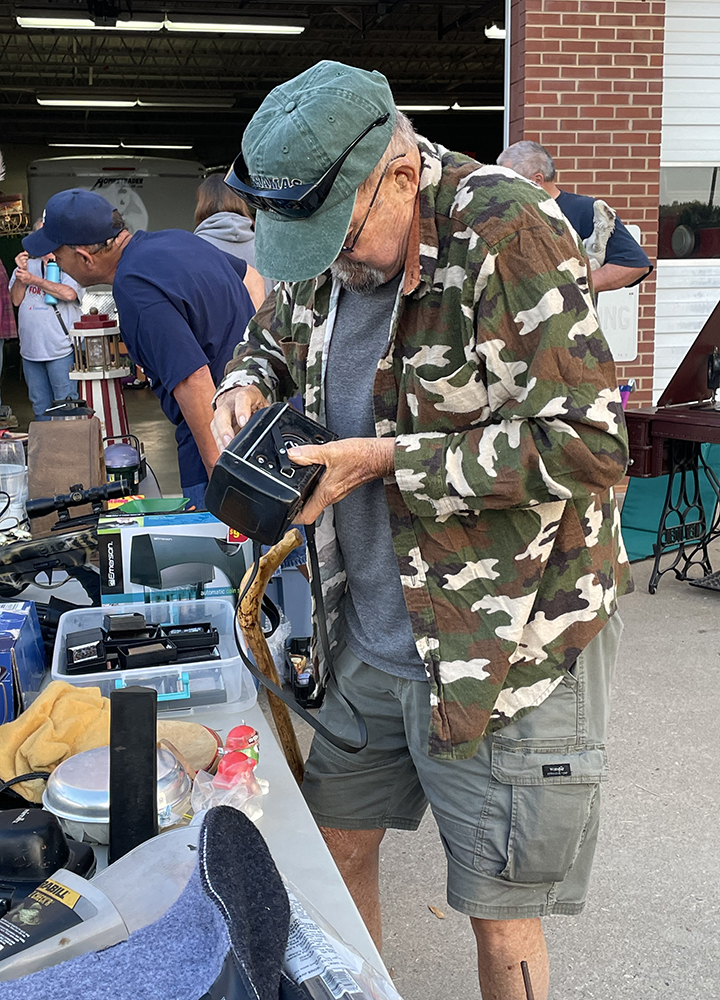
top-left (437, 0), bottom-right (499, 40)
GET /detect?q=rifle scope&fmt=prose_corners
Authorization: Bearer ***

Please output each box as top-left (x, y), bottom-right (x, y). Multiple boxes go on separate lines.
top-left (26, 481), bottom-right (131, 519)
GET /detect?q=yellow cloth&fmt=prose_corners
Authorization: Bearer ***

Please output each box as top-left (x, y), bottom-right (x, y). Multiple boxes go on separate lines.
top-left (0, 681), bottom-right (110, 803)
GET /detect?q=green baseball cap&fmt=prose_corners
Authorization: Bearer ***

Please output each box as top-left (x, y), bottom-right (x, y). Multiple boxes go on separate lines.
top-left (240, 60), bottom-right (395, 282)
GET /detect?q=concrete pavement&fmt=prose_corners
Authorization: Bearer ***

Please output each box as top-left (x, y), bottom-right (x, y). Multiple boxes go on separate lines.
top-left (377, 547), bottom-right (720, 999)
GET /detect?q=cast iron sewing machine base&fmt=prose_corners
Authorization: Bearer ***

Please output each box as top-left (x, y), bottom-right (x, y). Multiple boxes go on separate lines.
top-left (647, 439), bottom-right (720, 594)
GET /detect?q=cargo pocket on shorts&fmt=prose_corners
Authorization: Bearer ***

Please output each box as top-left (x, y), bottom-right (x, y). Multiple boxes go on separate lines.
top-left (491, 739), bottom-right (608, 884)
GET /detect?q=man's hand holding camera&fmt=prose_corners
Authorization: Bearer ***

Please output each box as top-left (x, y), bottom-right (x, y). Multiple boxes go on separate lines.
top-left (212, 384), bottom-right (270, 450)
top-left (211, 385), bottom-right (395, 524)
top-left (287, 436), bottom-right (395, 524)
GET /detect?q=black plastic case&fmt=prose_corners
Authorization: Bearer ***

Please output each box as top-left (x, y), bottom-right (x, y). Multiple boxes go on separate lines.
top-left (159, 623), bottom-right (218, 650)
top-left (65, 627), bottom-right (106, 673)
top-left (103, 612), bottom-right (148, 637)
top-left (117, 640), bottom-right (178, 671)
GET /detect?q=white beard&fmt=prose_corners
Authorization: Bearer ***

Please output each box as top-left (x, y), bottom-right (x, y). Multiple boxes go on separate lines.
top-left (330, 256), bottom-right (387, 295)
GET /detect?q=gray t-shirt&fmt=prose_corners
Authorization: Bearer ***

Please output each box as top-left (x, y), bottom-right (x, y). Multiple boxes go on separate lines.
top-left (9, 258), bottom-right (83, 362)
top-left (325, 275), bottom-right (426, 681)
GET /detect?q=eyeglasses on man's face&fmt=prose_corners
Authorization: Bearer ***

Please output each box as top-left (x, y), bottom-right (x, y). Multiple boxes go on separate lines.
top-left (340, 154), bottom-right (407, 255)
top-left (224, 112), bottom-right (391, 219)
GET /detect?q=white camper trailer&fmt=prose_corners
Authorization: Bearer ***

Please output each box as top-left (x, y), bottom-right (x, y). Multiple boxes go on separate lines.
top-left (27, 156), bottom-right (205, 233)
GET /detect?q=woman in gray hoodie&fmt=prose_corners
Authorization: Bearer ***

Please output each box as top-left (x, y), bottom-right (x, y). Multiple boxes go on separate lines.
top-left (194, 174), bottom-right (273, 294)
top-left (196, 177), bottom-right (306, 571)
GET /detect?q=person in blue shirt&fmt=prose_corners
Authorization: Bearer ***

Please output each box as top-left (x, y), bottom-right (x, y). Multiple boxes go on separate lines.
top-left (23, 189), bottom-right (265, 509)
top-left (497, 140), bottom-right (652, 293)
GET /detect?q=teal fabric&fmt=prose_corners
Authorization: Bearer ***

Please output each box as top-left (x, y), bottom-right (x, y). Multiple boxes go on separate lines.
top-left (620, 444), bottom-right (720, 562)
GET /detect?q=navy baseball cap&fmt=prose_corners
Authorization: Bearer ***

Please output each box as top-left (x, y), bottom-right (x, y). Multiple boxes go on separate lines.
top-left (22, 188), bottom-right (123, 257)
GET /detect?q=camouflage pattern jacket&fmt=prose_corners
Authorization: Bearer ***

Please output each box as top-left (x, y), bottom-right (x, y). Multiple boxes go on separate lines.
top-left (219, 139), bottom-right (633, 760)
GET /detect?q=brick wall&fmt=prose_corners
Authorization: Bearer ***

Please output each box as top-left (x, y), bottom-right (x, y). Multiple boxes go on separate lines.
top-left (509, 0), bottom-right (665, 406)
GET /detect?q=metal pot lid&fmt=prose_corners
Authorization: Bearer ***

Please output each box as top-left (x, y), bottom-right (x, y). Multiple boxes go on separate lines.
top-left (43, 746), bottom-right (190, 825)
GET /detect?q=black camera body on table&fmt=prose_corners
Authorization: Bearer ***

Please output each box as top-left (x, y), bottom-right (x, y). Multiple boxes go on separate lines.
top-left (205, 402), bottom-right (337, 546)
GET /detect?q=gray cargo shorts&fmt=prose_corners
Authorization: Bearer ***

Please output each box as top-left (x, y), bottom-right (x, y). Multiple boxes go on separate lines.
top-left (302, 613), bottom-right (623, 920)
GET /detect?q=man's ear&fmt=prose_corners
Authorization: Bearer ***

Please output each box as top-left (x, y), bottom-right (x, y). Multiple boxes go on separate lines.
top-left (73, 247), bottom-right (95, 268)
top-left (393, 158), bottom-right (420, 200)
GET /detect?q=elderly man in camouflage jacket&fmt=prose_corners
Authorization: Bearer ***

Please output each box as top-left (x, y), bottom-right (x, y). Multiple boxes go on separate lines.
top-left (212, 62), bottom-right (632, 1000)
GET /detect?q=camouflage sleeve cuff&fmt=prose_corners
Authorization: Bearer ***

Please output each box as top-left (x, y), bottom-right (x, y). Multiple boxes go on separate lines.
top-left (394, 432), bottom-right (462, 518)
top-left (212, 367), bottom-right (277, 410)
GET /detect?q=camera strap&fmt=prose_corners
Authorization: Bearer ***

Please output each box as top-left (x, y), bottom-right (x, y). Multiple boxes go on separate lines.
top-left (51, 304), bottom-right (72, 340)
top-left (235, 532), bottom-right (368, 754)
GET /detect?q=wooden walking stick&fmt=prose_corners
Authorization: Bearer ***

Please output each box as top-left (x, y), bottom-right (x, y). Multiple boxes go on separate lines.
top-left (237, 528), bottom-right (305, 785)
top-left (521, 961), bottom-right (535, 1000)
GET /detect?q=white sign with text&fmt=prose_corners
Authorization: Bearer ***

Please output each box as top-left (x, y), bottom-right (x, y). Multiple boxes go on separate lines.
top-left (594, 223), bottom-right (642, 363)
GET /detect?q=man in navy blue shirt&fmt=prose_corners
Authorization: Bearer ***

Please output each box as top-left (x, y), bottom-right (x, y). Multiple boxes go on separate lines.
top-left (24, 189), bottom-right (265, 508)
top-left (497, 141), bottom-right (652, 293)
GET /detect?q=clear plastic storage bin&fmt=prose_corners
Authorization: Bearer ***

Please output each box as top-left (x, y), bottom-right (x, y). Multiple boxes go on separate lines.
top-left (51, 599), bottom-right (256, 713)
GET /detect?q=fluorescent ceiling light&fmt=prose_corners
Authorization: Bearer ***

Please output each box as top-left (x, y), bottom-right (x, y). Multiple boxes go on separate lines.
top-left (37, 96), bottom-right (137, 107)
top-left (397, 105), bottom-right (451, 112)
top-left (451, 103), bottom-right (505, 111)
top-left (485, 24), bottom-right (506, 40)
top-left (18, 11), bottom-right (301, 34)
top-left (48, 141), bottom-right (120, 148)
top-left (37, 96), bottom-right (232, 110)
top-left (120, 141), bottom-right (193, 150)
top-left (164, 16), bottom-right (306, 35)
top-left (137, 98), bottom-right (235, 109)
top-left (17, 16), bottom-right (162, 31)
top-left (107, 19), bottom-right (163, 31)
top-left (18, 16), bottom-right (95, 28)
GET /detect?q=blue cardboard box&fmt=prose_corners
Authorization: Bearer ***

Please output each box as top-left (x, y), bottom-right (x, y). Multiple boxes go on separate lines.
top-left (0, 602), bottom-right (46, 724)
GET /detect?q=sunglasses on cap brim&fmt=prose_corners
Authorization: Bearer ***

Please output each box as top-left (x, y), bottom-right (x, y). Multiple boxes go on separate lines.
top-left (224, 112), bottom-right (390, 219)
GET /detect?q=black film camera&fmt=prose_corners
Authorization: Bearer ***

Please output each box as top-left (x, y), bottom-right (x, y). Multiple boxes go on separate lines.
top-left (205, 403), bottom-right (337, 545)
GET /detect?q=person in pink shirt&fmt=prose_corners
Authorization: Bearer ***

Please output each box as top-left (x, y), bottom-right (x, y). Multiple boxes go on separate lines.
top-left (0, 257), bottom-right (18, 415)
